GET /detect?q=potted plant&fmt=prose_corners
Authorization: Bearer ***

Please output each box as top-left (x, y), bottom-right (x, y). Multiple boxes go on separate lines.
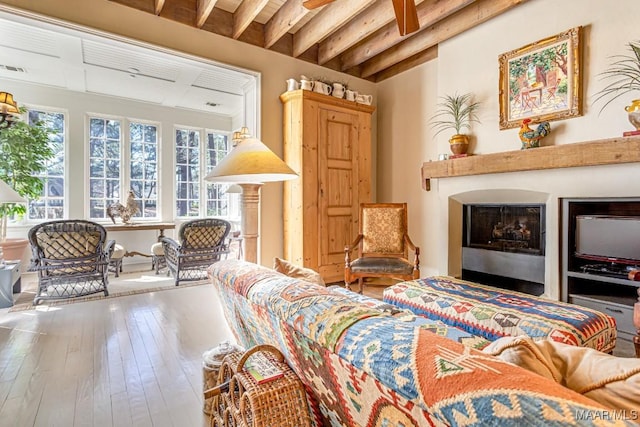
top-left (593, 40), bottom-right (640, 130)
top-left (0, 107), bottom-right (55, 259)
top-left (430, 92), bottom-right (481, 155)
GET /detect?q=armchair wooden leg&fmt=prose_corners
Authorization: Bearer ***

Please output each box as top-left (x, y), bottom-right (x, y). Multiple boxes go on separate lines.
top-left (358, 278), bottom-right (363, 294)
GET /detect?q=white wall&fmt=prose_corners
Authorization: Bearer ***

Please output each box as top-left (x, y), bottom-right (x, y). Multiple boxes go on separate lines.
top-left (0, 0), bottom-right (378, 267)
top-left (377, 0), bottom-right (640, 299)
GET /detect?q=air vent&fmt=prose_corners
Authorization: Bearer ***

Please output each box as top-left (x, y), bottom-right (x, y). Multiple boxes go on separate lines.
top-left (0, 65), bottom-right (26, 73)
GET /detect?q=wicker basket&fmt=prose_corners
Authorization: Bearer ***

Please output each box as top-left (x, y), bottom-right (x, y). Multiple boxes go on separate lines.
top-left (203, 342), bottom-right (243, 415)
top-left (204, 344), bottom-right (312, 427)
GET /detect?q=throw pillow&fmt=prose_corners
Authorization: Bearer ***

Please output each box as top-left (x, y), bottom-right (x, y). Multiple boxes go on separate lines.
top-left (484, 336), bottom-right (640, 412)
top-left (273, 257), bottom-right (325, 286)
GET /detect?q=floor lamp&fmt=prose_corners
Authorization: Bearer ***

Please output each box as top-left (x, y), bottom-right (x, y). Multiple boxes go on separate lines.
top-left (204, 137), bottom-right (297, 263)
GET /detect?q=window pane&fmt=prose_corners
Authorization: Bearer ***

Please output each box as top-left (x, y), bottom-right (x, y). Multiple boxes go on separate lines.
top-left (89, 116), bottom-right (121, 220)
top-left (175, 128), bottom-right (201, 218)
top-left (205, 132), bottom-right (231, 218)
top-left (130, 122), bottom-right (158, 219)
top-left (27, 109), bottom-right (66, 220)
top-left (90, 118), bottom-right (104, 137)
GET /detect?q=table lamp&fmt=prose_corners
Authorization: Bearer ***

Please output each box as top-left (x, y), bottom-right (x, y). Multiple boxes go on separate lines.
top-left (204, 136), bottom-right (297, 263)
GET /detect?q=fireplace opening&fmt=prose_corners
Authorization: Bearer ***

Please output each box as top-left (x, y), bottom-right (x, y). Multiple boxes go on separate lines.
top-left (462, 204), bottom-right (545, 296)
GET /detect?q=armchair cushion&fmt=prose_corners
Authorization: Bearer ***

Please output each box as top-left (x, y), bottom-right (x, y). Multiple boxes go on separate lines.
top-left (273, 257), bottom-right (325, 286)
top-left (349, 257), bottom-right (414, 275)
top-left (36, 231), bottom-right (102, 259)
top-left (362, 206), bottom-right (404, 253)
top-left (183, 225), bottom-right (229, 248)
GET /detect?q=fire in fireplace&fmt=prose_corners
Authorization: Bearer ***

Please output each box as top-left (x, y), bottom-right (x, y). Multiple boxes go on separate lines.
top-left (462, 204), bottom-right (545, 295)
top-left (464, 204), bottom-right (545, 255)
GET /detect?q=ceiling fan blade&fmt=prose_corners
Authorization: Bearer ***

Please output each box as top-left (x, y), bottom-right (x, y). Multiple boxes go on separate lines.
top-left (302, 0), bottom-right (335, 9)
top-left (391, 0), bottom-right (419, 36)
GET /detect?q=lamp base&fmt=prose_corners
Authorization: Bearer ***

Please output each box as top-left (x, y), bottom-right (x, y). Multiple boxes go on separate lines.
top-left (239, 183), bottom-right (262, 264)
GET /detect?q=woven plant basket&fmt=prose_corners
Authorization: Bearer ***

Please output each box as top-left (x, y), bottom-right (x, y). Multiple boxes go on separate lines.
top-left (204, 344), bottom-right (312, 427)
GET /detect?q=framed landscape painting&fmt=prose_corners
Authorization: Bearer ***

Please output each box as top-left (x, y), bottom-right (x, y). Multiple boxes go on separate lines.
top-left (498, 26), bottom-right (583, 129)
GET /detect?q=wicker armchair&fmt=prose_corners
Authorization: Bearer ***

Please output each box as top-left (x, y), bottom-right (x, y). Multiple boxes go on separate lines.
top-left (161, 218), bottom-right (231, 286)
top-left (344, 203), bottom-right (420, 293)
top-left (28, 220), bottom-right (115, 305)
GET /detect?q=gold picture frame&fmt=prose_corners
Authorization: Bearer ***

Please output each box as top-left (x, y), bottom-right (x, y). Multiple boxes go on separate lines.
top-left (499, 26), bottom-right (582, 130)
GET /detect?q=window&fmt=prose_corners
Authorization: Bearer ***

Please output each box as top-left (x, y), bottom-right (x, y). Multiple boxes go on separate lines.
top-left (28, 109), bottom-right (65, 220)
top-left (89, 116), bottom-right (159, 221)
top-left (130, 123), bottom-right (158, 218)
top-left (175, 128), bottom-right (236, 219)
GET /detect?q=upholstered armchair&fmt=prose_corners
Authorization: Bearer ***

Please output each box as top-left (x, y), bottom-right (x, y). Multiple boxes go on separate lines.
top-left (161, 218), bottom-right (231, 286)
top-left (28, 220), bottom-right (114, 305)
top-left (344, 203), bottom-right (420, 293)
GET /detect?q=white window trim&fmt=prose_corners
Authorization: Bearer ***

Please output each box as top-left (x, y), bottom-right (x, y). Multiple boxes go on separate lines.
top-left (85, 113), bottom-right (162, 224)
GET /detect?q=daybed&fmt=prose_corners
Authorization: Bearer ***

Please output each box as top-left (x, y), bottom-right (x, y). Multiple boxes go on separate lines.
top-left (208, 260), bottom-right (637, 427)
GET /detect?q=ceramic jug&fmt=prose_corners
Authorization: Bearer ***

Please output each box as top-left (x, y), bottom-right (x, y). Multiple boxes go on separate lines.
top-left (356, 93), bottom-right (373, 105)
top-left (300, 79), bottom-right (314, 91)
top-left (332, 83), bottom-right (345, 99)
top-left (345, 89), bottom-right (357, 102)
top-left (286, 78), bottom-right (299, 91)
top-left (313, 81), bottom-right (333, 96)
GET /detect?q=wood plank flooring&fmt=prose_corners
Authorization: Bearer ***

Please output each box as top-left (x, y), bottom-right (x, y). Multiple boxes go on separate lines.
top-left (0, 283), bottom-right (234, 427)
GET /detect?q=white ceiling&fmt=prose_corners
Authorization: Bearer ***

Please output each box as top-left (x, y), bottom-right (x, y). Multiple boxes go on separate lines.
top-left (0, 11), bottom-right (256, 117)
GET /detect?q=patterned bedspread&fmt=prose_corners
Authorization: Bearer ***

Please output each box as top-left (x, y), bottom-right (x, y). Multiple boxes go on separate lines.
top-left (383, 276), bottom-right (617, 353)
top-left (208, 260), bottom-right (633, 427)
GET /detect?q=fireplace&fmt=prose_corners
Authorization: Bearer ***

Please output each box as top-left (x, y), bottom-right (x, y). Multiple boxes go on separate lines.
top-left (462, 203), bottom-right (545, 295)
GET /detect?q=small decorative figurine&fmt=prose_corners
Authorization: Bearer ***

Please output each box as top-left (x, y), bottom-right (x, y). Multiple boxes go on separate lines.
top-left (107, 190), bottom-right (140, 224)
top-left (519, 118), bottom-right (551, 149)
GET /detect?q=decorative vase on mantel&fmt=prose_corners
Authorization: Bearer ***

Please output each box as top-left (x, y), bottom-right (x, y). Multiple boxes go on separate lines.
top-left (625, 99), bottom-right (640, 130)
top-left (449, 134), bottom-right (469, 155)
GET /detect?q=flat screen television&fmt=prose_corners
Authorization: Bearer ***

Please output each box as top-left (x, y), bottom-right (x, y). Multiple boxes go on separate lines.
top-left (575, 215), bottom-right (640, 264)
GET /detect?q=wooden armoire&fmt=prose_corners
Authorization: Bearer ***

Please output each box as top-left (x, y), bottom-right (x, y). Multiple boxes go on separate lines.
top-left (280, 89), bottom-right (375, 283)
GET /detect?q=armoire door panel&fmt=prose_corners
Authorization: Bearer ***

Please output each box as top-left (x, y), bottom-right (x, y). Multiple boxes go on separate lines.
top-left (326, 169), bottom-right (353, 207)
top-left (321, 214), bottom-right (352, 266)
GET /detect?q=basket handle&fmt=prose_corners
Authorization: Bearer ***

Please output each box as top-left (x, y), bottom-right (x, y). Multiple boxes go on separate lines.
top-left (237, 344), bottom-right (284, 371)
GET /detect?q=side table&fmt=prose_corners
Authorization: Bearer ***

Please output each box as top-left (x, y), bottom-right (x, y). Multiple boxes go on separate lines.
top-left (0, 262), bottom-right (21, 309)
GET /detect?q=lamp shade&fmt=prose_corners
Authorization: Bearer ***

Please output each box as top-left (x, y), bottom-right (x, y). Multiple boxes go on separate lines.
top-left (204, 137), bottom-right (298, 183)
top-left (0, 180), bottom-right (26, 203)
top-left (0, 92), bottom-right (19, 115)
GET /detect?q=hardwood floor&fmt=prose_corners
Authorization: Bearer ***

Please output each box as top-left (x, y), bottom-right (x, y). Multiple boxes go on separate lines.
top-left (0, 283), bottom-right (233, 427)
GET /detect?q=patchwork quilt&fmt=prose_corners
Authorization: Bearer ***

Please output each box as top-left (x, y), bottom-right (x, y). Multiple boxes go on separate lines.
top-left (383, 276), bottom-right (617, 353)
top-left (208, 260), bottom-right (634, 427)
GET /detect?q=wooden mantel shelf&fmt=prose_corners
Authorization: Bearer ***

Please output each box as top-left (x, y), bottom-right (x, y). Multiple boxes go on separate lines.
top-left (421, 136), bottom-right (640, 191)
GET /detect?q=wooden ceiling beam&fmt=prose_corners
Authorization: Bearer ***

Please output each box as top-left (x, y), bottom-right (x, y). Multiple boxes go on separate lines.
top-left (361, 0), bottom-right (527, 78)
top-left (196, 0), bottom-right (218, 28)
top-left (154, 0), bottom-right (165, 15)
top-left (233, 0), bottom-right (270, 39)
top-left (340, 0), bottom-right (475, 71)
top-left (264, 0), bottom-right (310, 49)
top-left (374, 45), bottom-right (438, 82)
top-left (293, 0), bottom-right (376, 58)
top-left (318, 0), bottom-right (409, 65)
